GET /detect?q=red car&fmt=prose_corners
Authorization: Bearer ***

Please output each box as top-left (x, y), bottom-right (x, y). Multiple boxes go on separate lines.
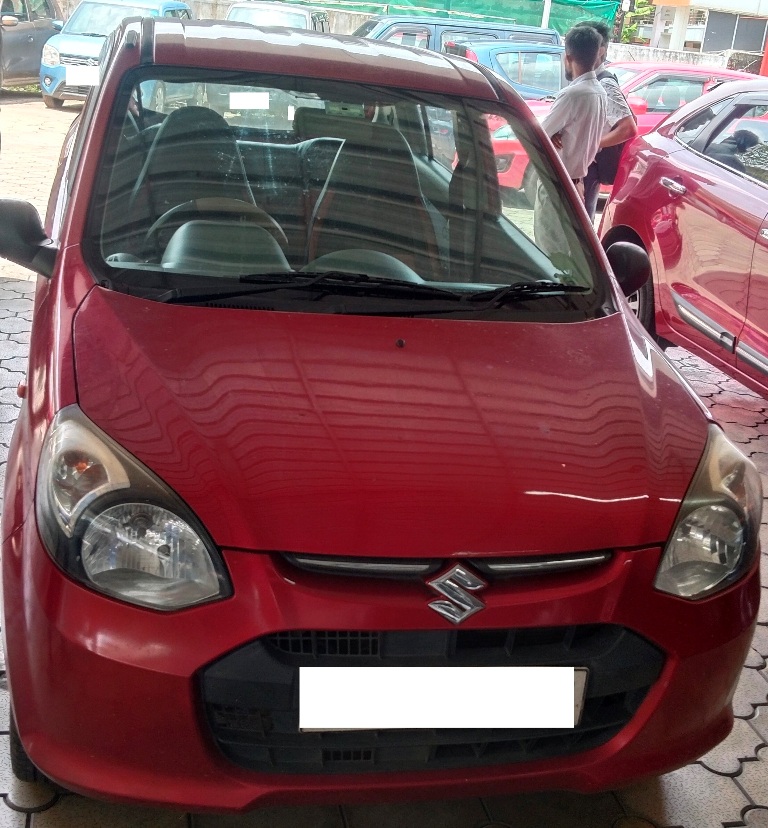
top-left (495, 61), bottom-right (756, 204)
top-left (0, 20), bottom-right (761, 812)
top-left (600, 77), bottom-right (768, 399)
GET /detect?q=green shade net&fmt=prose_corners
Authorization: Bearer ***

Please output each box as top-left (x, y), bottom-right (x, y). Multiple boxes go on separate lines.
top-left (315, 0), bottom-right (618, 34)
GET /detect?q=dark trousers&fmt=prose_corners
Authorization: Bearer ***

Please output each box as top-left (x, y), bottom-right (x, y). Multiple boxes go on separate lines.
top-left (583, 161), bottom-right (601, 222)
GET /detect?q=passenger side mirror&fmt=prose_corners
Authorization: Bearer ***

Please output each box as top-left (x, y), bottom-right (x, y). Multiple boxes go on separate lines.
top-left (605, 241), bottom-right (650, 298)
top-left (0, 200), bottom-right (57, 278)
top-left (627, 95), bottom-right (648, 116)
top-left (1, 14), bottom-right (19, 26)
top-left (53, 18), bottom-right (63, 29)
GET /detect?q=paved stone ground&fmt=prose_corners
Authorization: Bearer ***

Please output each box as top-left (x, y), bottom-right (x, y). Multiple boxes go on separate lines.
top-left (1, 91), bottom-right (768, 827)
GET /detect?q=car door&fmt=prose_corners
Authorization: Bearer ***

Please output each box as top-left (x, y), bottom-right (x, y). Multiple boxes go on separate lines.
top-left (725, 96), bottom-right (768, 385)
top-left (624, 73), bottom-right (708, 136)
top-left (649, 95), bottom-right (766, 365)
top-left (1, 0), bottom-right (42, 82)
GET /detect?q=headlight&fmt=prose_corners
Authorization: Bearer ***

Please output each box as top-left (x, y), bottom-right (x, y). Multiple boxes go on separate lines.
top-left (37, 405), bottom-right (231, 610)
top-left (42, 44), bottom-right (60, 66)
top-left (655, 424), bottom-right (762, 600)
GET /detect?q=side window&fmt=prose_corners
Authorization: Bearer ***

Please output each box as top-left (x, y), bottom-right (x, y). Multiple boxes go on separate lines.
top-left (4, 0), bottom-right (29, 21)
top-left (676, 100), bottom-right (729, 145)
top-left (495, 52), bottom-right (520, 83)
top-left (28, 0), bottom-right (53, 20)
top-left (382, 26), bottom-right (429, 49)
top-left (703, 103), bottom-right (768, 184)
top-left (632, 78), bottom-right (703, 113)
top-left (440, 29), bottom-right (496, 50)
top-left (520, 52), bottom-right (562, 93)
top-left (178, 8), bottom-right (191, 18)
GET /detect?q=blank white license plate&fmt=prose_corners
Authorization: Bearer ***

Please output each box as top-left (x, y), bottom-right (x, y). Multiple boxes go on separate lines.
top-left (299, 666), bottom-right (588, 731)
top-left (65, 65), bottom-right (100, 86)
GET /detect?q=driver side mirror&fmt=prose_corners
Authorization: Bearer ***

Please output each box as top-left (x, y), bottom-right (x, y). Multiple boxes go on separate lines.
top-left (0, 200), bottom-right (58, 278)
top-left (627, 95), bottom-right (648, 117)
top-left (1, 14), bottom-right (18, 26)
top-left (605, 241), bottom-right (650, 298)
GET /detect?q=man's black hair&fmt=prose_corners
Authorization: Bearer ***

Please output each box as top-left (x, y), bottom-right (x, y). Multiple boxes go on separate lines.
top-left (564, 24), bottom-right (602, 68)
top-left (574, 18), bottom-right (610, 46)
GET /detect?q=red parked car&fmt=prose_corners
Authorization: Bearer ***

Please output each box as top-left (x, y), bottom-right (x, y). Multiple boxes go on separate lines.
top-left (600, 77), bottom-right (768, 398)
top-left (0, 19), bottom-right (761, 812)
top-left (495, 61), bottom-right (756, 205)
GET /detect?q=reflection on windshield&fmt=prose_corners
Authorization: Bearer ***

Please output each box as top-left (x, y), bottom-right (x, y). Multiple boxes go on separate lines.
top-left (92, 72), bottom-right (599, 316)
top-left (65, 3), bottom-right (152, 36)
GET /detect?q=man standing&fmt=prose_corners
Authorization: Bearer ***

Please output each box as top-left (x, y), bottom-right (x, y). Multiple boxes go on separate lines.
top-left (534, 24), bottom-right (606, 257)
top-left (578, 19), bottom-right (638, 221)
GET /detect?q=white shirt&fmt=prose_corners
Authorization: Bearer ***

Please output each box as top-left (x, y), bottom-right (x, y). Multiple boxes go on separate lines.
top-left (541, 71), bottom-right (607, 180)
top-left (599, 70), bottom-right (633, 128)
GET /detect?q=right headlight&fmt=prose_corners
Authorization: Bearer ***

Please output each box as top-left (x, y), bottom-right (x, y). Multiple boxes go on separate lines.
top-left (36, 405), bottom-right (231, 611)
top-left (42, 44), bottom-right (60, 67)
top-left (655, 424), bottom-right (762, 600)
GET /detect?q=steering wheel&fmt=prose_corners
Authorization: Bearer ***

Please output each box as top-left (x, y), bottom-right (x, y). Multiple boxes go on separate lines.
top-left (144, 197), bottom-right (289, 255)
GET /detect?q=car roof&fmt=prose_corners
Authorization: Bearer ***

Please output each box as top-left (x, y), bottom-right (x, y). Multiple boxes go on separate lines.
top-left (120, 18), bottom-right (508, 100)
top-left (607, 61), bottom-right (754, 78)
top-left (80, 0), bottom-right (189, 7)
top-left (365, 14), bottom-right (558, 32)
top-left (456, 40), bottom-right (563, 53)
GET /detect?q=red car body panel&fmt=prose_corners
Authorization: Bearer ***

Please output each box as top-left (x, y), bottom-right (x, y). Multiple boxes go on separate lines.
top-left (494, 63), bottom-right (756, 194)
top-left (0, 21), bottom-right (761, 812)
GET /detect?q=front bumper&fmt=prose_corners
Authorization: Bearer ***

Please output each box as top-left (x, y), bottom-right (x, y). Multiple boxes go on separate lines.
top-left (3, 517), bottom-right (759, 812)
top-left (39, 65), bottom-right (92, 101)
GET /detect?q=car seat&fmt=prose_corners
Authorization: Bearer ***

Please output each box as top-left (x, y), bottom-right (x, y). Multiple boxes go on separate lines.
top-left (659, 85), bottom-right (682, 112)
top-left (300, 110), bottom-right (443, 280)
top-left (128, 106), bottom-right (257, 254)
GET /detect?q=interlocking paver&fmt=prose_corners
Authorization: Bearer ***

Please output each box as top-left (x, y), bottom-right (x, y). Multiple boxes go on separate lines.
top-left (3, 96), bottom-right (768, 828)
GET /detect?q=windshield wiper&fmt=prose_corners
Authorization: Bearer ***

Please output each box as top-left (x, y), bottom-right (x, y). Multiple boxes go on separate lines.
top-left (465, 281), bottom-right (590, 309)
top-left (153, 271), bottom-right (464, 304)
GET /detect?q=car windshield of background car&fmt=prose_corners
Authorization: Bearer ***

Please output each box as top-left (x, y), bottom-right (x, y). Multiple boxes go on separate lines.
top-left (609, 66), bottom-right (642, 86)
top-left (86, 72), bottom-right (603, 320)
top-left (64, 2), bottom-right (154, 35)
top-left (227, 7), bottom-right (308, 27)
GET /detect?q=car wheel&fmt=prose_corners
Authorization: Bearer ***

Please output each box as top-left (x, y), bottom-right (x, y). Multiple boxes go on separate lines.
top-left (9, 706), bottom-right (41, 783)
top-left (522, 166), bottom-right (538, 208)
top-left (42, 95), bottom-right (64, 110)
top-left (626, 275), bottom-right (655, 332)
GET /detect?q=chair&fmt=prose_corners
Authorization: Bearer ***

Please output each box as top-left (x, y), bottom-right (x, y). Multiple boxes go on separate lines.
top-left (302, 112), bottom-right (442, 280)
top-left (128, 106), bottom-right (257, 251)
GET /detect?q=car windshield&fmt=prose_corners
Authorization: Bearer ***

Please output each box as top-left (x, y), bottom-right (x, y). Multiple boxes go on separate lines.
top-left (227, 7), bottom-right (308, 27)
top-left (64, 2), bottom-right (155, 35)
top-left (88, 71), bottom-right (604, 319)
top-left (609, 66), bottom-right (641, 86)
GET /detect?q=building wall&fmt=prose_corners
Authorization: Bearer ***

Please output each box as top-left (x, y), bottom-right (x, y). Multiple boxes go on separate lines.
top-left (606, 41), bottom-right (728, 65)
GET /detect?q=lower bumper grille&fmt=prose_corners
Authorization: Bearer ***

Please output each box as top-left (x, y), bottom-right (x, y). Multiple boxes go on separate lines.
top-left (200, 625), bottom-right (664, 774)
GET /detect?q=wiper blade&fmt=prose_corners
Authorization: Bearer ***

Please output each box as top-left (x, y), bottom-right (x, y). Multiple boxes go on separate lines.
top-left (466, 281), bottom-right (590, 308)
top-left (155, 271), bottom-right (463, 304)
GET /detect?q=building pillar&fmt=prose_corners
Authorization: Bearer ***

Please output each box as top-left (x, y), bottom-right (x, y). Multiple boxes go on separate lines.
top-left (668, 5), bottom-right (689, 50)
top-left (650, 5), bottom-right (668, 47)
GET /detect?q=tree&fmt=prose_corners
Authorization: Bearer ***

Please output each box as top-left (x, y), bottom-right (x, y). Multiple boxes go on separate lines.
top-left (621, 0), bottom-right (654, 43)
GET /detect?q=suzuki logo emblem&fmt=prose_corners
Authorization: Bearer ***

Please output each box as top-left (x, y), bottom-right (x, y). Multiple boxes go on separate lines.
top-left (427, 563), bottom-right (487, 624)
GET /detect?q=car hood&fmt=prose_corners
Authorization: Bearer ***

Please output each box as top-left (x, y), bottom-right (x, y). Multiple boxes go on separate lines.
top-left (48, 32), bottom-right (105, 58)
top-left (73, 288), bottom-right (709, 557)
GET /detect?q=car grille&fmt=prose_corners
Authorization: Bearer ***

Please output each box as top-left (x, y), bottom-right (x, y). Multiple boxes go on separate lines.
top-left (60, 56), bottom-right (97, 65)
top-left (61, 86), bottom-right (90, 96)
top-left (200, 624), bottom-right (664, 774)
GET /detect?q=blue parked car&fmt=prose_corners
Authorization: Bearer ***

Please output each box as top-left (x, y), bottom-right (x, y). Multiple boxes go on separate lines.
top-left (443, 40), bottom-right (566, 100)
top-left (39, 0), bottom-right (192, 108)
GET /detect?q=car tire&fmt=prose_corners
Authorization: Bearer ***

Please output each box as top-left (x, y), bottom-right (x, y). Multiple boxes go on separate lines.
top-left (522, 166), bottom-right (538, 208)
top-left (9, 706), bottom-right (42, 783)
top-left (42, 95), bottom-right (64, 110)
top-left (626, 276), bottom-right (655, 332)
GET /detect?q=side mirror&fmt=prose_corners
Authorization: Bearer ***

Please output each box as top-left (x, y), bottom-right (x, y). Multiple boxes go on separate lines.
top-left (627, 95), bottom-right (648, 116)
top-left (605, 241), bottom-right (650, 298)
top-left (0, 200), bottom-right (57, 278)
top-left (53, 18), bottom-right (63, 28)
top-left (1, 14), bottom-right (19, 26)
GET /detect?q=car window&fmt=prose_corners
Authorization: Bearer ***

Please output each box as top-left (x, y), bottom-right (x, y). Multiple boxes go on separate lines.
top-left (495, 51), bottom-right (520, 83)
top-left (2, 0), bottom-right (29, 21)
top-left (64, 2), bottom-right (159, 35)
top-left (88, 70), bottom-right (602, 320)
top-left (520, 52), bottom-right (562, 93)
top-left (381, 26), bottom-right (429, 48)
top-left (703, 103), bottom-right (768, 184)
top-left (631, 77), bottom-right (704, 113)
top-left (440, 29), bottom-right (497, 49)
top-left (28, 0), bottom-right (54, 20)
top-left (675, 99), bottom-right (730, 145)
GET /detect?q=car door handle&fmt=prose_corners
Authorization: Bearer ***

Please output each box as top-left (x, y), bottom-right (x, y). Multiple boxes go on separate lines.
top-left (660, 176), bottom-right (687, 196)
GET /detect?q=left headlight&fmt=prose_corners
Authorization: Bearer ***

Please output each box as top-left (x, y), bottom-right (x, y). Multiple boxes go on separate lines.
top-left (655, 424), bottom-right (762, 600)
top-left (41, 44), bottom-right (60, 67)
top-left (36, 405), bottom-right (231, 611)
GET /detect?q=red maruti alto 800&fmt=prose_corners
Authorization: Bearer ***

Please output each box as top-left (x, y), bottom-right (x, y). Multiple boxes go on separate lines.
top-left (0, 18), bottom-right (761, 812)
